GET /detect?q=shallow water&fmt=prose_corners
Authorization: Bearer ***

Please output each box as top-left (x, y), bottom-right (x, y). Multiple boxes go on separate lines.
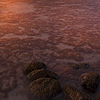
top-left (0, 0), bottom-right (100, 100)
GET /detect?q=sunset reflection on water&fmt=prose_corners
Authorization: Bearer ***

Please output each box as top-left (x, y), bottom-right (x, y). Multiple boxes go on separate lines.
top-left (0, 0), bottom-right (100, 100)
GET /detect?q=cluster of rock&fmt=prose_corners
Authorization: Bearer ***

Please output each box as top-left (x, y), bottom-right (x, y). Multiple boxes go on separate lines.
top-left (81, 72), bottom-right (100, 93)
top-left (64, 85), bottom-right (92, 100)
top-left (23, 62), bottom-right (100, 100)
top-left (23, 62), bottom-right (61, 100)
top-left (64, 72), bottom-right (100, 100)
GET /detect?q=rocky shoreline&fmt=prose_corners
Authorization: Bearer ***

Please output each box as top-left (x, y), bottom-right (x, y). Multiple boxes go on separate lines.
top-left (23, 61), bottom-right (100, 100)
top-left (1, 0), bottom-right (100, 100)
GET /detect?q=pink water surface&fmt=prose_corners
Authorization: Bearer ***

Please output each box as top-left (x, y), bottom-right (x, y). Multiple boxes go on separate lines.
top-left (0, 0), bottom-right (100, 100)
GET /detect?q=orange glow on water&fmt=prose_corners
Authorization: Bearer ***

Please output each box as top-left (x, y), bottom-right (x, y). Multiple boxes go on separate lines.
top-left (0, 0), bottom-right (100, 100)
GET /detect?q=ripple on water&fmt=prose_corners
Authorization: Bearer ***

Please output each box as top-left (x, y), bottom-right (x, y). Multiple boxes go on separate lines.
top-left (0, 0), bottom-right (100, 100)
top-left (0, 2), bottom-right (36, 14)
top-left (0, 33), bottom-right (50, 41)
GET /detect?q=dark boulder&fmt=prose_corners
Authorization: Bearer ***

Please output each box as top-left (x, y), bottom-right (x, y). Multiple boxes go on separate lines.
top-left (27, 69), bottom-right (59, 82)
top-left (23, 61), bottom-right (47, 75)
top-left (71, 63), bottom-right (90, 69)
top-left (30, 78), bottom-right (61, 100)
top-left (64, 85), bottom-right (92, 100)
top-left (81, 72), bottom-right (100, 92)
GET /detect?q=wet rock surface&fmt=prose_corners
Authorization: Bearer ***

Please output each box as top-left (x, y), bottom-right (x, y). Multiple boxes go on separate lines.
top-left (23, 62), bottom-right (47, 74)
top-left (70, 63), bottom-right (90, 69)
top-left (27, 69), bottom-right (59, 82)
top-left (64, 85), bottom-right (92, 100)
top-left (0, 0), bottom-right (100, 100)
top-left (81, 72), bottom-right (100, 92)
top-left (30, 78), bottom-right (61, 100)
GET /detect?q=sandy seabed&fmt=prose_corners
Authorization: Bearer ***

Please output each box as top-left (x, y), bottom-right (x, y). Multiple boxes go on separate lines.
top-left (0, 0), bottom-right (100, 100)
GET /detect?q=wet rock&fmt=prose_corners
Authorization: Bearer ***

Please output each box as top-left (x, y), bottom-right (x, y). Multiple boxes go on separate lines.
top-left (30, 78), bottom-right (61, 100)
top-left (27, 69), bottom-right (59, 82)
top-left (71, 63), bottom-right (90, 69)
top-left (64, 85), bottom-right (92, 100)
top-left (81, 72), bottom-right (100, 92)
top-left (23, 61), bottom-right (47, 75)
